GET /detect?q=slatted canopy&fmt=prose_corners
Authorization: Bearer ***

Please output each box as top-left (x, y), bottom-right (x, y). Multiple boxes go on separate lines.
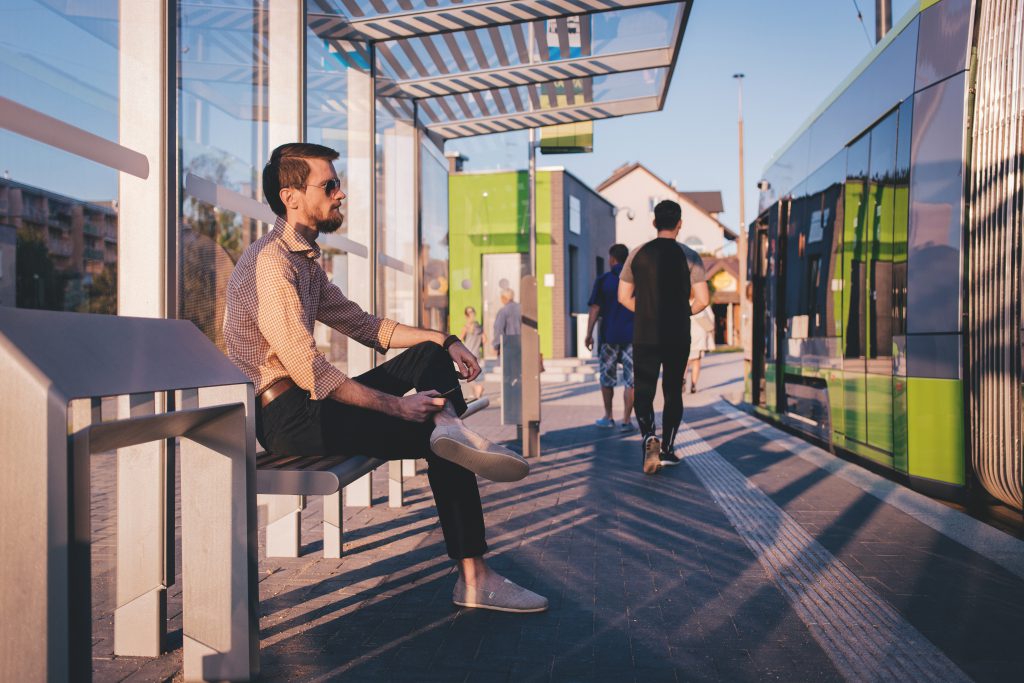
top-left (307, 0), bottom-right (692, 140)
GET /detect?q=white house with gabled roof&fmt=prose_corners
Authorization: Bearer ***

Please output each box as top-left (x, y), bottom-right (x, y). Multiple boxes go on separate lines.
top-left (596, 162), bottom-right (737, 256)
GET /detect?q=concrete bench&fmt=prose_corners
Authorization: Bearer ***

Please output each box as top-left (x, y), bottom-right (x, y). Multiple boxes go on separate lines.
top-left (256, 453), bottom-right (414, 558)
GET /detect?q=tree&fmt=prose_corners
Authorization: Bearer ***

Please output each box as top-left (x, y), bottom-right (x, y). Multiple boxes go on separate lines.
top-left (15, 228), bottom-right (65, 310)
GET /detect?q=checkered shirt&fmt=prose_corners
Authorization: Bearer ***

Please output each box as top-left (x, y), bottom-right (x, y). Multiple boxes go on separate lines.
top-left (223, 216), bottom-right (397, 399)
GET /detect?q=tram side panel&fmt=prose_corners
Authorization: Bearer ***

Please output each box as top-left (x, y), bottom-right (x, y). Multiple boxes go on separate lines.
top-left (745, 0), bottom-right (979, 502)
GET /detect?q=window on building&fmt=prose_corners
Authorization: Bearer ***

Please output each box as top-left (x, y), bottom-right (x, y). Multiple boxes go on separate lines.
top-left (569, 195), bottom-right (581, 234)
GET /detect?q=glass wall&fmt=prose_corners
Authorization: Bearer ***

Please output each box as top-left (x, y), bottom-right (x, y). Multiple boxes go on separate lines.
top-left (420, 138), bottom-right (450, 333)
top-left (178, 0), bottom-right (269, 349)
top-left (376, 96), bottom-right (417, 354)
top-left (0, 0), bottom-right (120, 313)
top-left (306, 23), bottom-right (360, 375)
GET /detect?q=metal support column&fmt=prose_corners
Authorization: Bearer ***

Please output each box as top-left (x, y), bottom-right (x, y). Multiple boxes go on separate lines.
top-left (522, 130), bottom-right (541, 457)
top-left (116, 0), bottom-right (176, 656)
top-left (260, 0), bottom-right (308, 557)
top-left (344, 47), bottom-right (377, 506)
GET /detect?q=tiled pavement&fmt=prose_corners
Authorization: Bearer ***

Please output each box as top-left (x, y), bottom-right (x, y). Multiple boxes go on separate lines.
top-left (89, 352), bottom-right (1024, 682)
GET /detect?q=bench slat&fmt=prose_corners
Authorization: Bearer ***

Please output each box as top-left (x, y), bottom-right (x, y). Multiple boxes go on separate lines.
top-left (256, 454), bottom-right (386, 496)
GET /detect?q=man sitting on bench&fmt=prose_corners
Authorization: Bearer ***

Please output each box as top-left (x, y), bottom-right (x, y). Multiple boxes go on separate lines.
top-left (223, 142), bottom-right (547, 613)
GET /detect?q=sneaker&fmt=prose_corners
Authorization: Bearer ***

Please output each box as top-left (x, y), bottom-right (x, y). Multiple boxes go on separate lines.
top-left (453, 576), bottom-right (548, 613)
top-left (430, 424), bottom-right (529, 482)
top-left (595, 416), bottom-right (615, 428)
top-left (660, 450), bottom-right (682, 467)
top-left (642, 436), bottom-right (662, 475)
top-left (619, 420), bottom-right (636, 433)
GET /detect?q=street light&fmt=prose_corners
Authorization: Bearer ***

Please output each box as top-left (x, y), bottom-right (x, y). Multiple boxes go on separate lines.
top-left (733, 73), bottom-right (747, 352)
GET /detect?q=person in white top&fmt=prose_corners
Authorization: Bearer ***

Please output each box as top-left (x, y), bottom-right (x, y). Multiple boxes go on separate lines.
top-left (686, 306), bottom-right (715, 393)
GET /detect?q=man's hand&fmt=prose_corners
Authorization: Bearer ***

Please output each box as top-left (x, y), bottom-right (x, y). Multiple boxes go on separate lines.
top-left (397, 390), bottom-right (447, 422)
top-left (585, 303), bottom-right (599, 352)
top-left (448, 340), bottom-right (481, 381)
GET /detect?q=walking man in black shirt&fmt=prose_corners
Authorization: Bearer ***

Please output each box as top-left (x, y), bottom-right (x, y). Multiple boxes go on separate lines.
top-left (618, 200), bottom-right (710, 474)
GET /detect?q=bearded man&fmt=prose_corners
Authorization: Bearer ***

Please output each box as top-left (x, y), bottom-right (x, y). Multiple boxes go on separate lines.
top-left (222, 143), bottom-right (546, 613)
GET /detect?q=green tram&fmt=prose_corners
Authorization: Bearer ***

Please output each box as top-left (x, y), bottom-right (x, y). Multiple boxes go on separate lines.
top-left (745, 0), bottom-right (1022, 512)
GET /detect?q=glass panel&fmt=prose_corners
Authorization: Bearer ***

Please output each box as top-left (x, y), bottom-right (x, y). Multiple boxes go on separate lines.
top-left (307, 27), bottom-right (363, 375)
top-left (893, 100), bottom-right (913, 344)
top-left (908, 72), bottom-right (967, 334)
top-left (422, 68), bottom-right (667, 123)
top-left (376, 97), bottom-right (417, 355)
top-left (313, 0), bottom-right (494, 21)
top-left (843, 134), bottom-right (870, 361)
top-left (867, 109), bottom-right (898, 363)
top-left (372, 4), bottom-right (682, 81)
top-left (179, 0), bottom-right (268, 349)
top-left (0, 0), bottom-right (119, 313)
top-left (420, 139), bottom-right (449, 334)
top-left (915, 0), bottom-right (971, 92)
top-left (804, 150), bottom-right (846, 338)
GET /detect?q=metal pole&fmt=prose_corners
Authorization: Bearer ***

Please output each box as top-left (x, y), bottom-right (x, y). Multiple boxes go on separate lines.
top-left (734, 73), bottom-right (747, 352)
top-left (528, 127), bottom-right (537, 276)
top-left (875, 0), bottom-right (892, 42)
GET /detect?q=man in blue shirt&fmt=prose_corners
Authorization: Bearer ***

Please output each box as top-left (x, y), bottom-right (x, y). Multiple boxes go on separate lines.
top-left (585, 244), bottom-right (636, 431)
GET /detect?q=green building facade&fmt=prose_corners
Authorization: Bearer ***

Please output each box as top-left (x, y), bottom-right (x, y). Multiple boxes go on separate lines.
top-left (448, 168), bottom-right (615, 359)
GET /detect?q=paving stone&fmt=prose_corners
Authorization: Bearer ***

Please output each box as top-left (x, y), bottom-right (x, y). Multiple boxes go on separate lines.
top-left (81, 355), bottom-right (1024, 681)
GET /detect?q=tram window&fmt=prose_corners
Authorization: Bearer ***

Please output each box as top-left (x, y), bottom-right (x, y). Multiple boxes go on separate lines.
top-left (893, 101), bottom-right (913, 338)
top-left (868, 111), bottom-right (898, 360)
top-left (785, 187), bottom-right (809, 323)
top-left (916, 0), bottom-right (971, 92)
top-left (844, 135), bottom-right (870, 359)
top-left (908, 72), bottom-right (967, 335)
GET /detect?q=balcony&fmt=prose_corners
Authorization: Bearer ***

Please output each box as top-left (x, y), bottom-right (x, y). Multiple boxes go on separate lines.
top-left (83, 222), bottom-right (101, 237)
top-left (84, 247), bottom-right (105, 262)
top-left (48, 241), bottom-right (73, 258)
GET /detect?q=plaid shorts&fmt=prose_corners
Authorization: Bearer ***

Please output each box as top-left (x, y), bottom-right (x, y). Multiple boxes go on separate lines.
top-left (599, 343), bottom-right (634, 388)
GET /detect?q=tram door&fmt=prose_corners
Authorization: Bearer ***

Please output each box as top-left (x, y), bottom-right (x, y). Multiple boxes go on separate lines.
top-left (773, 202), bottom-right (789, 413)
top-left (864, 112), bottom-right (898, 455)
top-left (750, 215), bottom-right (770, 406)
top-left (842, 114), bottom-right (897, 457)
top-left (843, 135), bottom-right (870, 444)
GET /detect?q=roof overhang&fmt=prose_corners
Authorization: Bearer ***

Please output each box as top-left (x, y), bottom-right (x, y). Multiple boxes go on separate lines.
top-left (307, 0), bottom-right (692, 140)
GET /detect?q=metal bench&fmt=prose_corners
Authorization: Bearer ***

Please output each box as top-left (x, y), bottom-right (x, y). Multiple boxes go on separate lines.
top-left (254, 396), bottom-right (489, 559)
top-left (0, 308), bottom-right (259, 682)
top-left (256, 453), bottom-right (413, 558)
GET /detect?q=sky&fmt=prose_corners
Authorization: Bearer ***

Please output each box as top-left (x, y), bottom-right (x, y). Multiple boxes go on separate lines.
top-left (448, 0), bottom-right (917, 237)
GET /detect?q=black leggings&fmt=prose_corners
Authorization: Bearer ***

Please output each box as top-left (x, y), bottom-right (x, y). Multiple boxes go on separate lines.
top-left (633, 343), bottom-right (690, 453)
top-left (256, 341), bottom-right (485, 560)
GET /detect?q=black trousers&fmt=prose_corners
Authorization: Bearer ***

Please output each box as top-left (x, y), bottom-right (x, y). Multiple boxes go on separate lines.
top-left (255, 341), bottom-right (486, 560)
top-left (633, 342), bottom-right (690, 453)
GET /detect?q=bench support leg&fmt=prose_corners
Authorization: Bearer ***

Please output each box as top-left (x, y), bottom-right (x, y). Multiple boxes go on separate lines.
top-left (323, 491), bottom-right (344, 558)
top-left (402, 458), bottom-right (417, 477)
top-left (388, 461), bottom-right (404, 508)
top-left (181, 387), bottom-right (259, 681)
top-left (115, 392), bottom-right (167, 657)
top-left (263, 494), bottom-right (303, 558)
top-left (346, 472), bottom-right (373, 507)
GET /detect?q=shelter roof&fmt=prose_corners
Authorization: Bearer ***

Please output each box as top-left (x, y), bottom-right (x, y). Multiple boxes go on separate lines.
top-left (306, 1), bottom-right (692, 139)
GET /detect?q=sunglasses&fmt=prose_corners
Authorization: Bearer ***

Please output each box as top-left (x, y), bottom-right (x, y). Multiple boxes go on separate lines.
top-left (303, 177), bottom-right (342, 196)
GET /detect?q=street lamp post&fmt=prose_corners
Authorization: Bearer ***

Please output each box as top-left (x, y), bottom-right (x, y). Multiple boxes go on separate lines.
top-left (733, 73), bottom-right (747, 352)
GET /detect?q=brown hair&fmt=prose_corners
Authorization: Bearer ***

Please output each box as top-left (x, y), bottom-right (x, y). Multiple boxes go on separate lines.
top-left (263, 143), bottom-right (340, 217)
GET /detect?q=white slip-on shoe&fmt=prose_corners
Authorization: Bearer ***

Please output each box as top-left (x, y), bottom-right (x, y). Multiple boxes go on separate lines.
top-left (453, 576), bottom-right (548, 613)
top-left (430, 424), bottom-right (529, 482)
